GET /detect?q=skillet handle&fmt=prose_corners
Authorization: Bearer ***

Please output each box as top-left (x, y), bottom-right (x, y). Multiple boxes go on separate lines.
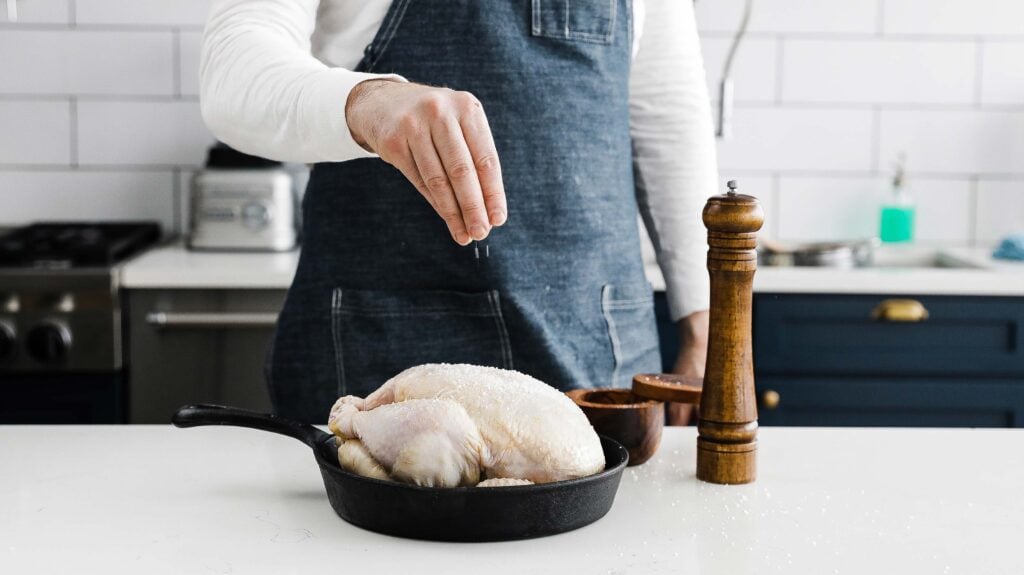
top-left (173, 404), bottom-right (330, 449)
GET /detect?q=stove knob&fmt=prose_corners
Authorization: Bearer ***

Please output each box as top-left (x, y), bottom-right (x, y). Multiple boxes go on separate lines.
top-left (25, 321), bottom-right (72, 365)
top-left (0, 322), bottom-right (15, 363)
top-left (1, 294), bottom-right (19, 313)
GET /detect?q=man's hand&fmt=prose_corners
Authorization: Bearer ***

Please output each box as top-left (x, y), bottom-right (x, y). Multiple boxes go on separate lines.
top-left (667, 310), bottom-right (709, 426)
top-left (345, 79), bottom-right (506, 246)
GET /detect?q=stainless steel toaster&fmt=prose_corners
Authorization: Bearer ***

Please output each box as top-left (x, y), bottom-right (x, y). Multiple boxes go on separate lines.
top-left (188, 145), bottom-right (300, 252)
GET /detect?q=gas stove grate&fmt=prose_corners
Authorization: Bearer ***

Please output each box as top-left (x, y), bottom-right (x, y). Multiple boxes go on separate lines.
top-left (0, 222), bottom-right (161, 268)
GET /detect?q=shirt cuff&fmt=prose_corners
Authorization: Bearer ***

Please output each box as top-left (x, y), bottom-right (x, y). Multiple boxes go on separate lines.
top-left (307, 69), bottom-right (406, 162)
top-left (659, 251), bottom-right (711, 321)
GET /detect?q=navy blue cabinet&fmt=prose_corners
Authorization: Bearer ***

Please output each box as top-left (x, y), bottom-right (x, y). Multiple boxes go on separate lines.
top-left (755, 294), bottom-right (1024, 427)
top-left (654, 292), bottom-right (1024, 428)
top-left (754, 376), bottom-right (1024, 427)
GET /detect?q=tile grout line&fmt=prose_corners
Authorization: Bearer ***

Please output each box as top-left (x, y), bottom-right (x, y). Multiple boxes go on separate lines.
top-left (0, 23), bottom-right (204, 31)
top-left (0, 164), bottom-right (204, 172)
top-left (870, 106), bottom-right (882, 174)
top-left (699, 30), bottom-right (1024, 42)
top-left (3, 165), bottom-right (1023, 182)
top-left (172, 167), bottom-right (182, 235)
top-left (696, 100), bottom-right (1024, 111)
top-left (0, 95), bottom-right (200, 102)
top-left (68, 97), bottom-right (78, 168)
top-left (704, 169), bottom-right (1024, 181)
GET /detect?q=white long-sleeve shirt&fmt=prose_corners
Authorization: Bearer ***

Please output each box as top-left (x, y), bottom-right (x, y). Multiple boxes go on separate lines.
top-left (200, 0), bottom-right (716, 320)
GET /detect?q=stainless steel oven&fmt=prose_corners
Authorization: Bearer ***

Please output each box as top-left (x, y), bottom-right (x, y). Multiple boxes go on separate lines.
top-left (0, 223), bottom-right (160, 424)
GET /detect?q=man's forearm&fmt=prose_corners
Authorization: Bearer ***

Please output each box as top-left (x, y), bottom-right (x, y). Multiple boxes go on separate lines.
top-left (667, 309), bottom-right (709, 426)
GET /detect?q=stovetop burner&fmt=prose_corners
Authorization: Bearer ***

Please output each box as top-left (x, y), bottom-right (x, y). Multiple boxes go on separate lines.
top-left (0, 222), bottom-right (161, 269)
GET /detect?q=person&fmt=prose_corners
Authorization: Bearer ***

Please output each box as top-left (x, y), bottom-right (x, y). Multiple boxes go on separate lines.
top-left (200, 0), bottom-right (718, 424)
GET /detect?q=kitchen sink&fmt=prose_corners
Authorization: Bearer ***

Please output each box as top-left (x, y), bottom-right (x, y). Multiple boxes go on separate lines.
top-left (869, 246), bottom-right (988, 269)
top-left (758, 242), bottom-right (995, 270)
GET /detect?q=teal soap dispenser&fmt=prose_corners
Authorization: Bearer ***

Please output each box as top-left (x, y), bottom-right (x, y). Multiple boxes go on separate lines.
top-left (879, 154), bottom-right (915, 243)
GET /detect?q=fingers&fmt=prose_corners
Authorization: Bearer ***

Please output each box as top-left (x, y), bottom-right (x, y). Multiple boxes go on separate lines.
top-left (432, 118), bottom-right (490, 242)
top-left (379, 135), bottom-right (470, 246)
top-left (409, 134), bottom-right (472, 245)
top-left (385, 148), bottom-right (442, 229)
top-left (458, 97), bottom-right (507, 227)
top-left (367, 84), bottom-right (507, 245)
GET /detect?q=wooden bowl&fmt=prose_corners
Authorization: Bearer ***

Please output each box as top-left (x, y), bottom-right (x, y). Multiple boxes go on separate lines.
top-left (566, 388), bottom-right (664, 466)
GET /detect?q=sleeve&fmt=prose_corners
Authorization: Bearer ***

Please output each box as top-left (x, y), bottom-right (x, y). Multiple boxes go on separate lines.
top-left (629, 0), bottom-right (718, 321)
top-left (200, 0), bottom-right (403, 163)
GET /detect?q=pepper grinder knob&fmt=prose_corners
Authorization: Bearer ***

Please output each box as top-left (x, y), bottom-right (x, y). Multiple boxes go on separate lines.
top-left (697, 180), bottom-right (764, 485)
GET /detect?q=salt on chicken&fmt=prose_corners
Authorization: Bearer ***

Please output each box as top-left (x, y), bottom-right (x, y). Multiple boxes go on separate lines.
top-left (327, 363), bottom-right (606, 488)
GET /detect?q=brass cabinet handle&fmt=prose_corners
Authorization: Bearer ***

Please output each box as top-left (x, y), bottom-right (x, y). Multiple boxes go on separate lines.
top-left (871, 299), bottom-right (930, 322)
top-left (761, 390), bottom-right (781, 410)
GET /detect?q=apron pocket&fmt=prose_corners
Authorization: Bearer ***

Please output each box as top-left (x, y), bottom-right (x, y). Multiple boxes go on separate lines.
top-left (331, 288), bottom-right (514, 396)
top-left (531, 0), bottom-right (617, 44)
top-left (601, 283), bottom-right (660, 388)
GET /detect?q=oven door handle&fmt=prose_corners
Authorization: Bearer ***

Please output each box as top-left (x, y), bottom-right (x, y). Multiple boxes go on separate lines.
top-left (145, 312), bottom-right (279, 330)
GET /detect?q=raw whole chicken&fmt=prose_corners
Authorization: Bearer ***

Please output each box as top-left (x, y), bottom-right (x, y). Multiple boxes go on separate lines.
top-left (327, 363), bottom-right (605, 487)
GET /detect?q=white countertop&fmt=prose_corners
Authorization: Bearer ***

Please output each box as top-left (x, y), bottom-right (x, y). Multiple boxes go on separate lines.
top-left (120, 241), bottom-right (299, 289)
top-left (119, 241), bottom-right (1024, 295)
top-left (754, 265), bottom-right (1024, 296)
top-left (2, 425), bottom-right (1022, 574)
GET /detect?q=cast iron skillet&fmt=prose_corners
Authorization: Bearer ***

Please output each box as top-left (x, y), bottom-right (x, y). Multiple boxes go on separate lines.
top-left (173, 404), bottom-right (629, 542)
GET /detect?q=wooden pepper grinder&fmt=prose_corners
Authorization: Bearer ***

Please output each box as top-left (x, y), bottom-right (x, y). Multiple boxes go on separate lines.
top-left (697, 180), bottom-right (764, 484)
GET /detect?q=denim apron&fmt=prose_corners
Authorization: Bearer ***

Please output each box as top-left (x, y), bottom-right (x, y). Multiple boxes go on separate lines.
top-left (267, 0), bottom-right (661, 421)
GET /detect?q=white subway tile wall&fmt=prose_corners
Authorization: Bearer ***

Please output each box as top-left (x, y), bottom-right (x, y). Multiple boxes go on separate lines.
top-left (882, 0), bottom-right (1024, 36)
top-left (694, 0), bottom-right (877, 34)
top-left (976, 180), bottom-right (1024, 243)
top-left (0, 0), bottom-right (1022, 246)
top-left (178, 31), bottom-right (202, 97)
top-left (0, 171), bottom-right (176, 231)
top-left (776, 176), bottom-right (971, 243)
top-left (980, 42), bottom-right (1024, 106)
top-left (74, 0), bottom-right (209, 27)
top-left (77, 101), bottom-right (209, 166)
top-left (0, 0), bottom-right (214, 235)
top-left (716, 107), bottom-right (874, 172)
top-left (0, 101), bottom-right (71, 165)
top-left (0, 31), bottom-right (175, 95)
top-left (700, 36), bottom-right (777, 103)
top-left (776, 176), bottom-right (884, 242)
top-left (698, 0), bottom-right (1024, 245)
top-left (1, 0), bottom-right (69, 24)
top-left (878, 110), bottom-right (1024, 175)
top-left (781, 39), bottom-right (976, 105)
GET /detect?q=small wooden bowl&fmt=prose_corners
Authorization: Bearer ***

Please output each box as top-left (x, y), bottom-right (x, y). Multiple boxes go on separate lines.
top-left (566, 388), bottom-right (664, 466)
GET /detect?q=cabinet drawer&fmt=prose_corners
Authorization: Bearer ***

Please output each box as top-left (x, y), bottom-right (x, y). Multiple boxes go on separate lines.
top-left (754, 294), bottom-right (1024, 377)
top-left (128, 289), bottom-right (285, 423)
top-left (756, 376), bottom-right (1024, 428)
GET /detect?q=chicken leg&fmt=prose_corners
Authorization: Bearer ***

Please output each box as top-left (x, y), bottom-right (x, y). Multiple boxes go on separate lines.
top-left (331, 397), bottom-right (487, 487)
